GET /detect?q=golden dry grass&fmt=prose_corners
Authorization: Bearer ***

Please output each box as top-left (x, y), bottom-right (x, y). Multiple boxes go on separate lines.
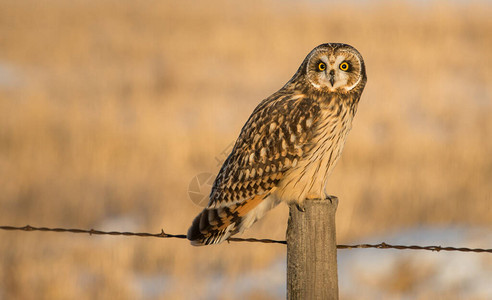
top-left (0, 0), bottom-right (491, 299)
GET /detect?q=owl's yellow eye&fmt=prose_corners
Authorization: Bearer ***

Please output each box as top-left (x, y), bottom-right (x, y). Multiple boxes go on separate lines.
top-left (317, 62), bottom-right (326, 71)
top-left (339, 62), bottom-right (350, 71)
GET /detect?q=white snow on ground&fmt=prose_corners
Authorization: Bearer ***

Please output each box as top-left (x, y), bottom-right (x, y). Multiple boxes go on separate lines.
top-left (133, 226), bottom-right (491, 299)
top-left (338, 226), bottom-right (492, 299)
top-left (0, 62), bottom-right (22, 88)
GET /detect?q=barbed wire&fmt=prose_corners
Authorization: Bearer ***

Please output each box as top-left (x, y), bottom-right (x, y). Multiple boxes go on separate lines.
top-left (1, 225), bottom-right (490, 253)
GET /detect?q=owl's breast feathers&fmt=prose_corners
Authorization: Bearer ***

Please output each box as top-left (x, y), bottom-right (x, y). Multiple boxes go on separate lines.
top-left (187, 90), bottom-right (360, 245)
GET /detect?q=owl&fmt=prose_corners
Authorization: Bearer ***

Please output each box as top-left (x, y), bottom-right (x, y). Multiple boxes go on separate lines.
top-left (187, 43), bottom-right (367, 245)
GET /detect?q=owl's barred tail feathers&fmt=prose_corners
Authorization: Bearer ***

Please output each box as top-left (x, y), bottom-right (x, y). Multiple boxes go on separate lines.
top-left (187, 194), bottom-right (276, 246)
top-left (187, 208), bottom-right (236, 246)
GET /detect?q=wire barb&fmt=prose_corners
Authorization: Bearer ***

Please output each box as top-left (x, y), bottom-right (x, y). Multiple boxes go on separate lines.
top-left (0, 225), bottom-right (490, 253)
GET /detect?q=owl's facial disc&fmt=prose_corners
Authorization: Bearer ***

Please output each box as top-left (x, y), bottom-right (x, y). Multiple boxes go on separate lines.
top-left (307, 49), bottom-right (362, 92)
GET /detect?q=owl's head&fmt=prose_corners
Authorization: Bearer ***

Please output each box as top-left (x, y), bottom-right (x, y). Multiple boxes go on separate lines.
top-left (295, 43), bottom-right (367, 94)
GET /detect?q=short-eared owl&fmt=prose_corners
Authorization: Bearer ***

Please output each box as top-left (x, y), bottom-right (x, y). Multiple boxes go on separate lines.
top-left (188, 43), bottom-right (367, 245)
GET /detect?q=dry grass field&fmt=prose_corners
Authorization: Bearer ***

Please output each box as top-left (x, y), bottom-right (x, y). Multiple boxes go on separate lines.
top-left (0, 0), bottom-right (491, 299)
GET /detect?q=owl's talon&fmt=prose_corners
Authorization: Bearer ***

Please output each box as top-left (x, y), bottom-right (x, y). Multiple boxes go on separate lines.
top-left (296, 204), bottom-right (306, 212)
top-left (325, 195), bottom-right (338, 204)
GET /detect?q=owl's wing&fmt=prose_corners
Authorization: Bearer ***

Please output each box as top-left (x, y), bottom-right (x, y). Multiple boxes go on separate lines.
top-left (187, 92), bottom-right (321, 245)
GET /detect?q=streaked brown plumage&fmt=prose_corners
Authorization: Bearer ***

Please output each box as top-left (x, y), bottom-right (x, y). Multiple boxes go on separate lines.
top-left (188, 43), bottom-right (367, 245)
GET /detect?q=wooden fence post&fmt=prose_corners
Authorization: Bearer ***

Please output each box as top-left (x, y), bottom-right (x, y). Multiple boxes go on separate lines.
top-left (287, 197), bottom-right (339, 300)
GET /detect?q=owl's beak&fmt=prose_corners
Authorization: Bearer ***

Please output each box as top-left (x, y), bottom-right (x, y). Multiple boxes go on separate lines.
top-left (329, 70), bottom-right (335, 86)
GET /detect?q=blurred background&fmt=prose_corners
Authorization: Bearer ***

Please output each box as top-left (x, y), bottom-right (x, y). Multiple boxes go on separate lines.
top-left (0, 0), bottom-right (491, 299)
